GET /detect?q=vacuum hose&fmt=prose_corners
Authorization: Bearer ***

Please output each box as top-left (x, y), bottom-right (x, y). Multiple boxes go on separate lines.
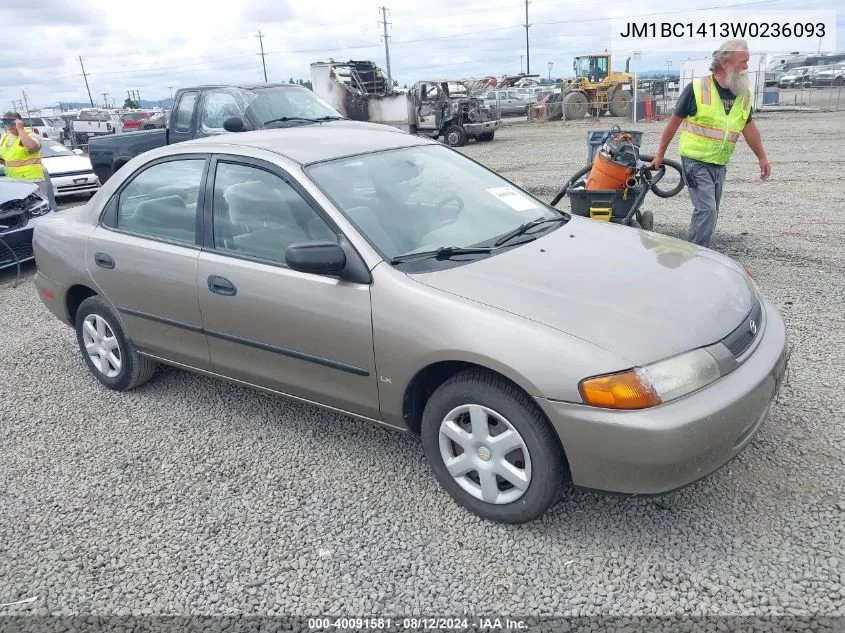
top-left (0, 235), bottom-right (21, 288)
top-left (637, 154), bottom-right (685, 198)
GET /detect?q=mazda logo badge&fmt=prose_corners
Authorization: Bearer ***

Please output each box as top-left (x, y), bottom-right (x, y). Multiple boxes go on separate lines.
top-left (749, 319), bottom-right (758, 335)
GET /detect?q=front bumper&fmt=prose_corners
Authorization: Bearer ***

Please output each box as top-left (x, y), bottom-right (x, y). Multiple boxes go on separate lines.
top-left (0, 226), bottom-right (35, 269)
top-left (536, 298), bottom-right (789, 494)
top-left (464, 120), bottom-right (502, 136)
top-left (51, 173), bottom-right (101, 198)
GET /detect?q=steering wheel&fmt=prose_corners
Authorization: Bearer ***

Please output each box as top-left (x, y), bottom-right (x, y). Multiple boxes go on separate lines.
top-left (425, 195), bottom-right (465, 232)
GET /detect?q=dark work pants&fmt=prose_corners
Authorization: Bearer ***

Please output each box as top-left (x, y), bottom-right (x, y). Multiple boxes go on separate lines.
top-left (681, 157), bottom-right (727, 249)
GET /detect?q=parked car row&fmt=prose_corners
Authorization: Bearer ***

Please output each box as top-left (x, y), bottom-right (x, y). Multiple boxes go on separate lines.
top-left (777, 62), bottom-right (845, 88)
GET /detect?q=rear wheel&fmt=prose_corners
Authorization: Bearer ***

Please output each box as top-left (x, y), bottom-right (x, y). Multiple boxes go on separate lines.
top-left (563, 92), bottom-right (589, 120)
top-left (421, 369), bottom-right (568, 523)
top-left (639, 210), bottom-right (654, 231)
top-left (75, 296), bottom-right (157, 391)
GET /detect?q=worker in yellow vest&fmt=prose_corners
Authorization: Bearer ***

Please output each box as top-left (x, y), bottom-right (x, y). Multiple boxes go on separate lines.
top-left (652, 39), bottom-right (771, 248)
top-left (1, 110), bottom-right (47, 195)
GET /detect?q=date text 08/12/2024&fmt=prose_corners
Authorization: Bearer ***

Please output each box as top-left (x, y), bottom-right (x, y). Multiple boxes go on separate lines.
top-left (308, 617), bottom-right (529, 630)
top-left (618, 21), bottom-right (826, 39)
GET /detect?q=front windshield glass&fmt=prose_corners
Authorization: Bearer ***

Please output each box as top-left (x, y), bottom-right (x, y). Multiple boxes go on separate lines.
top-left (306, 144), bottom-right (563, 261)
top-left (41, 139), bottom-right (73, 157)
top-left (243, 86), bottom-right (342, 126)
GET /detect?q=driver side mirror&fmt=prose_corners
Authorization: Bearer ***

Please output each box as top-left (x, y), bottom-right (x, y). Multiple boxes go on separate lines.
top-left (286, 241), bottom-right (346, 276)
top-left (223, 116), bottom-right (248, 133)
top-left (73, 149), bottom-right (83, 155)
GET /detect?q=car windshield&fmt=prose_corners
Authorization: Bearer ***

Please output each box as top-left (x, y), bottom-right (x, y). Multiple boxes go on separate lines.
top-left (306, 144), bottom-right (564, 262)
top-left (240, 86), bottom-right (342, 126)
top-left (40, 139), bottom-right (74, 157)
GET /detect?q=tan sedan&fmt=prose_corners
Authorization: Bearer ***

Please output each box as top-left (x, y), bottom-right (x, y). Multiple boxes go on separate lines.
top-left (33, 123), bottom-right (789, 523)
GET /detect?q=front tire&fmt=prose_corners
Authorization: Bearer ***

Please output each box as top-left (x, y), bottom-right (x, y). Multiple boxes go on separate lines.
top-left (421, 369), bottom-right (568, 523)
top-left (75, 296), bottom-right (157, 391)
top-left (444, 124), bottom-right (467, 147)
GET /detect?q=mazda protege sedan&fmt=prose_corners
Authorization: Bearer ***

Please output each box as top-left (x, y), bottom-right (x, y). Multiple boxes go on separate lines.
top-left (33, 122), bottom-right (789, 523)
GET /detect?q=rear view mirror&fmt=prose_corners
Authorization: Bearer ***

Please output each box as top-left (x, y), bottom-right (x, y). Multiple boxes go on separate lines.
top-left (286, 241), bottom-right (346, 276)
top-left (223, 116), bottom-right (247, 132)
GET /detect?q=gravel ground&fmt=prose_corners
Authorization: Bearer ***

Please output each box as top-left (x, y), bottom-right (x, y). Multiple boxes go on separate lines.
top-left (2, 111), bottom-right (844, 630)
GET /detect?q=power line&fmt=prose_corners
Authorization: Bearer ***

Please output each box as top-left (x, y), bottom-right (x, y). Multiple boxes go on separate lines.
top-left (78, 56), bottom-right (94, 107)
top-left (379, 6), bottom-right (393, 89)
top-left (256, 30), bottom-right (268, 82)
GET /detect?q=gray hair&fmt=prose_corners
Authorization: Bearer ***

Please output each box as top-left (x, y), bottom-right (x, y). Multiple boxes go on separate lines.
top-left (710, 39), bottom-right (749, 72)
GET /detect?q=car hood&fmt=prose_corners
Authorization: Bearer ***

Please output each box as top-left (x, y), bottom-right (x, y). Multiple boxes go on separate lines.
top-left (0, 178), bottom-right (38, 204)
top-left (42, 155), bottom-right (93, 174)
top-left (411, 217), bottom-right (757, 366)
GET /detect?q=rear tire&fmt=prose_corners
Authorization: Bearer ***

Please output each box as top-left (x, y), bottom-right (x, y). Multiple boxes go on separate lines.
top-left (420, 369), bottom-right (568, 523)
top-left (639, 209), bottom-right (654, 231)
top-left (75, 296), bottom-right (157, 391)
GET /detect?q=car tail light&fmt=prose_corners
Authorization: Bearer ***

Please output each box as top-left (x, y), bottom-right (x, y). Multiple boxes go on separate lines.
top-left (579, 370), bottom-right (662, 409)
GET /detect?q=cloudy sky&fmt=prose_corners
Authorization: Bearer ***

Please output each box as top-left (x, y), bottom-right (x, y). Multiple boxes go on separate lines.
top-left (2, 0), bottom-right (842, 111)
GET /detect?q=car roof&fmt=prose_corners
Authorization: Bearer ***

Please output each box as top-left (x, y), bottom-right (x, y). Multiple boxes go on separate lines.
top-left (178, 123), bottom-right (435, 165)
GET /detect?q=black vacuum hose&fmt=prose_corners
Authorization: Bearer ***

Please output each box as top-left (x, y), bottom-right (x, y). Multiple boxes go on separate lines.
top-left (0, 235), bottom-right (21, 288)
top-left (637, 154), bottom-right (685, 198)
top-left (550, 164), bottom-right (591, 207)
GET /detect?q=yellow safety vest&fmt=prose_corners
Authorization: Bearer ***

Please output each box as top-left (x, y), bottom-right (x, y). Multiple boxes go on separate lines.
top-left (0, 132), bottom-right (44, 180)
top-left (678, 75), bottom-right (752, 166)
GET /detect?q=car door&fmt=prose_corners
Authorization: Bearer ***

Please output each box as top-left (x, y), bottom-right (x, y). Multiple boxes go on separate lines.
top-left (195, 155), bottom-right (380, 419)
top-left (88, 154), bottom-right (211, 370)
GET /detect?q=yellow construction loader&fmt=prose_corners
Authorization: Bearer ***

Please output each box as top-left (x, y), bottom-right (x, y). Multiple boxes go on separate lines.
top-left (557, 51), bottom-right (634, 120)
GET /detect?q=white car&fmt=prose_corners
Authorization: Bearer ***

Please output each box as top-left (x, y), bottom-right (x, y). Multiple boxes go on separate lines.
top-left (41, 138), bottom-right (101, 198)
top-left (22, 116), bottom-right (66, 142)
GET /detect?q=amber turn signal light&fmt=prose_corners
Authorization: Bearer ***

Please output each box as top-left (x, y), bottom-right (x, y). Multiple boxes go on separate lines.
top-left (579, 370), bottom-right (662, 410)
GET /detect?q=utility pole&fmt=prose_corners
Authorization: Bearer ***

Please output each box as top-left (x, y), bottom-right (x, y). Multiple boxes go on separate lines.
top-left (256, 31), bottom-right (268, 82)
top-left (102, 92), bottom-right (109, 108)
top-left (168, 86), bottom-right (174, 100)
top-left (379, 6), bottom-right (393, 89)
top-left (524, 0), bottom-right (530, 75)
top-left (548, 61), bottom-right (553, 82)
top-left (520, 55), bottom-right (524, 74)
top-left (79, 56), bottom-right (94, 107)
top-left (21, 91), bottom-right (30, 117)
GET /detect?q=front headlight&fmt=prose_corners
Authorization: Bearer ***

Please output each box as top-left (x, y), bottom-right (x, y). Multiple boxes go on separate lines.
top-left (25, 192), bottom-right (51, 217)
top-left (579, 348), bottom-right (721, 410)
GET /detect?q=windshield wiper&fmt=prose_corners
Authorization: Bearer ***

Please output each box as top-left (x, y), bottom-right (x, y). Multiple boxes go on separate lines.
top-left (262, 116), bottom-right (342, 126)
top-left (493, 215), bottom-right (569, 247)
top-left (390, 245), bottom-right (495, 264)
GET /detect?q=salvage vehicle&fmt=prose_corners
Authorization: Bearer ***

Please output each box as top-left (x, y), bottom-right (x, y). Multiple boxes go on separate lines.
top-left (33, 126), bottom-right (789, 524)
top-left (88, 83), bottom-right (373, 184)
top-left (0, 178), bottom-right (54, 274)
top-left (407, 80), bottom-right (501, 146)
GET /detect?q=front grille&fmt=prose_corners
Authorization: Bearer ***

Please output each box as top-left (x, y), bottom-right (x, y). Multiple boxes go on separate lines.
top-left (0, 241), bottom-right (34, 266)
top-left (54, 169), bottom-right (95, 178)
top-left (721, 298), bottom-right (763, 358)
top-left (0, 212), bottom-right (27, 233)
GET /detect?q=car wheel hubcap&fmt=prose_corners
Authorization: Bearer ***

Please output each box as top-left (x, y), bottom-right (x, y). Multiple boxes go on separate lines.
top-left (82, 314), bottom-right (122, 378)
top-left (448, 132), bottom-right (459, 144)
top-left (438, 404), bottom-right (532, 505)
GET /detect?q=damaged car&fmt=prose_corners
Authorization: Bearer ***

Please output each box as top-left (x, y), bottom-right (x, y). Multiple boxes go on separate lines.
top-left (407, 80), bottom-right (501, 146)
top-left (0, 178), bottom-right (55, 272)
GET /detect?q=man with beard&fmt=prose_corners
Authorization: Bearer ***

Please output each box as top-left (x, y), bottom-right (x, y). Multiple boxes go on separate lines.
top-left (652, 39), bottom-right (770, 248)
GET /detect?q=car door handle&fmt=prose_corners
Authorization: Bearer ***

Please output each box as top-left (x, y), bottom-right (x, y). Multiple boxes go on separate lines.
top-left (207, 275), bottom-right (237, 296)
top-left (94, 252), bottom-right (114, 269)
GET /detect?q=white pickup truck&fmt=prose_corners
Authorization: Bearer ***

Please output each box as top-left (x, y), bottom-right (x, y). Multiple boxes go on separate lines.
top-left (71, 109), bottom-right (124, 144)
